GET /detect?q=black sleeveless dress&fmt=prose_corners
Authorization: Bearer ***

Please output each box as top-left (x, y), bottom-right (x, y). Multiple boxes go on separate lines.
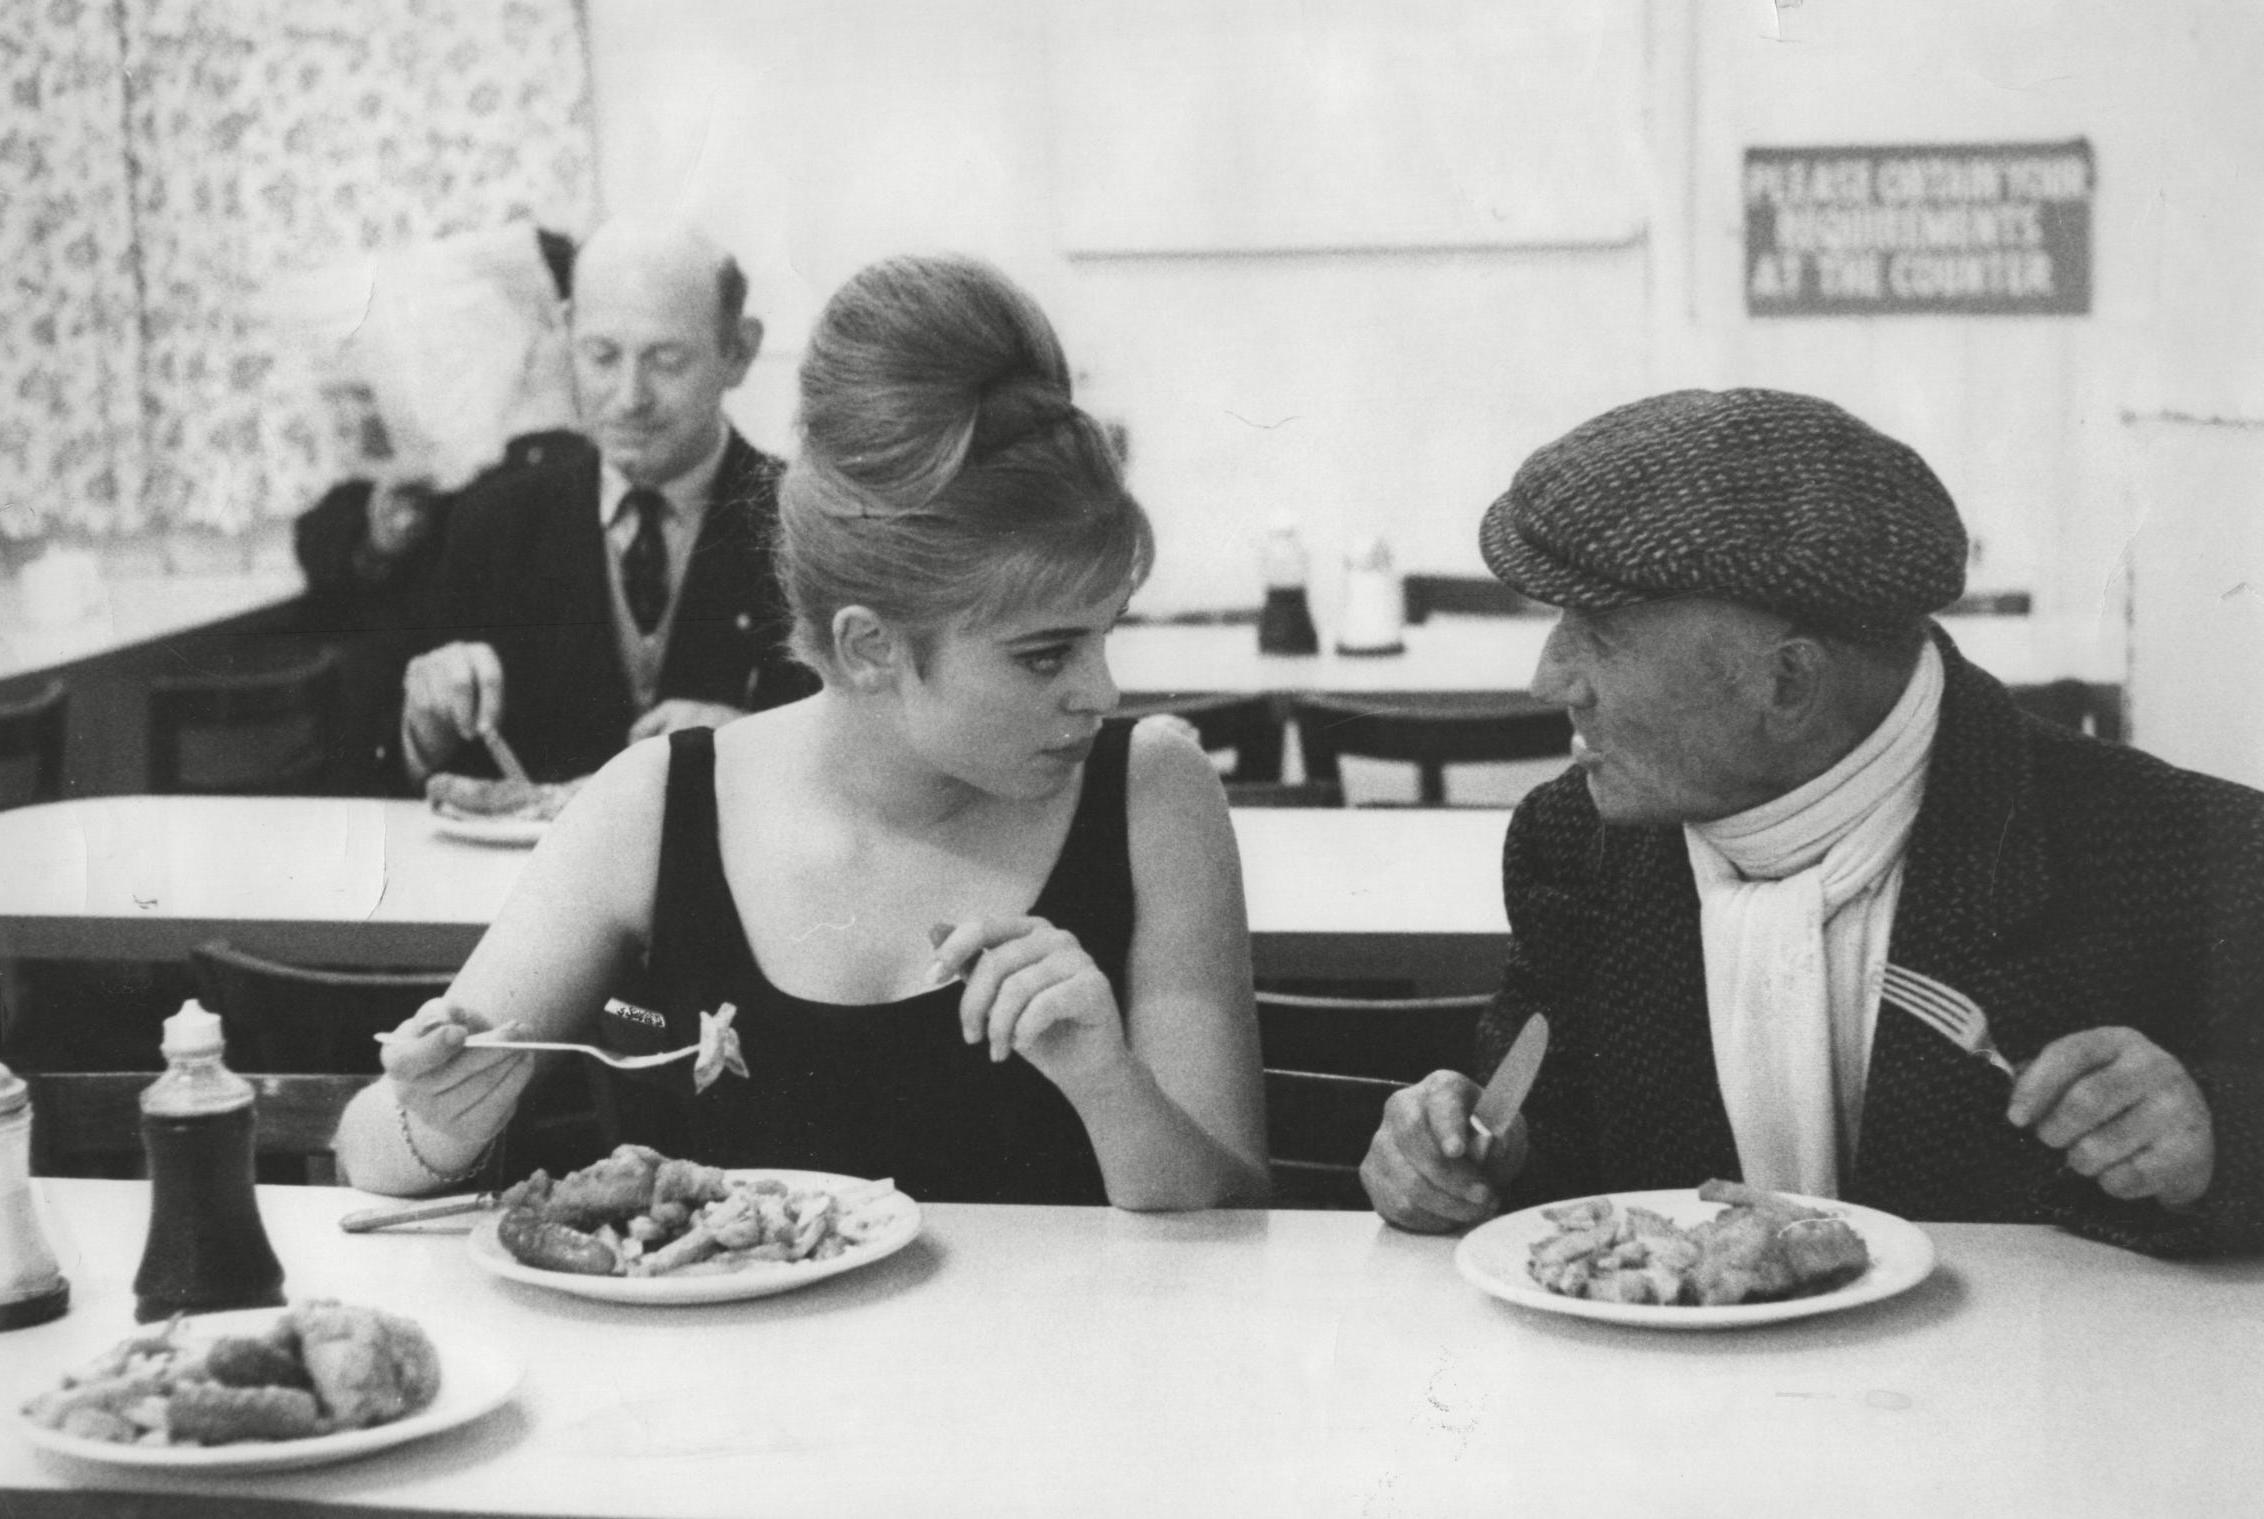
top-left (594, 723), bottom-right (1136, 1204)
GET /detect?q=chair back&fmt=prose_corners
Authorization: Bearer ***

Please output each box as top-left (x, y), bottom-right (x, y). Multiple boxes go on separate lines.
top-left (1259, 987), bottom-right (1492, 1208)
top-left (191, 940), bottom-right (452, 1074)
top-left (1264, 1068), bottom-right (1401, 1208)
top-left (1289, 693), bottom-right (1572, 805)
top-left (26, 1071), bottom-right (375, 1185)
top-left (2010, 679), bottom-right (2125, 743)
top-left (148, 643), bottom-right (341, 794)
top-left (1400, 573), bottom-right (1538, 622)
top-left (1257, 988), bottom-right (1492, 1084)
top-left (0, 679), bottom-right (68, 810)
top-left (1112, 693), bottom-right (1285, 783)
top-left (1224, 779), bottom-right (1345, 808)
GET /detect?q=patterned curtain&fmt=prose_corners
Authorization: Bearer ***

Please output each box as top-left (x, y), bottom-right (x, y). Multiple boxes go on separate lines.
top-left (0, 0), bottom-right (147, 541)
top-left (0, 0), bottom-right (596, 544)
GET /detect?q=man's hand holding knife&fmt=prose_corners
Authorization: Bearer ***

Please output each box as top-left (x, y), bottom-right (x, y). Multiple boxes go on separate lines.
top-left (1362, 1014), bottom-right (1549, 1233)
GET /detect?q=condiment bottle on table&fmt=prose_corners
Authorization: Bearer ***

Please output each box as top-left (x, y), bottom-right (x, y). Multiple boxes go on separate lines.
top-left (131, 1002), bottom-right (286, 1322)
top-left (0, 1061), bottom-right (69, 1331)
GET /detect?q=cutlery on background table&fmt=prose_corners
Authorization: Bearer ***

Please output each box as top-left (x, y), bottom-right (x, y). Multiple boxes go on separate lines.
top-left (1468, 1012), bottom-right (1549, 1165)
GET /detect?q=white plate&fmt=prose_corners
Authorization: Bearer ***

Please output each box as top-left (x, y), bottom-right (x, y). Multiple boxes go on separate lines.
top-left (16, 1306), bottom-right (521, 1473)
top-left (428, 810), bottom-right (548, 847)
top-left (1455, 1188), bottom-right (1935, 1330)
top-left (468, 1169), bottom-right (922, 1305)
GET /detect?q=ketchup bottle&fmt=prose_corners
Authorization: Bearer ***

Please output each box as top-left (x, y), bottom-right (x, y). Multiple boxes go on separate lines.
top-left (131, 1002), bottom-right (285, 1322)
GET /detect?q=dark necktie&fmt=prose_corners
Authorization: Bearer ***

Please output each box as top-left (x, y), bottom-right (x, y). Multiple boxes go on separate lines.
top-left (619, 487), bottom-right (671, 636)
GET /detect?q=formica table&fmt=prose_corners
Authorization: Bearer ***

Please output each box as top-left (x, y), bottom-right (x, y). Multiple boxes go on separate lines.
top-left (0, 797), bottom-right (1513, 990)
top-left (5, 1180), bottom-right (2260, 1518)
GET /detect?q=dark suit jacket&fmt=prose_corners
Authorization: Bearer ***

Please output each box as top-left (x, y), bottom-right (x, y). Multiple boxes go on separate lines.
top-left (294, 479), bottom-right (449, 794)
top-left (1479, 629), bottom-right (2264, 1256)
top-left (419, 429), bottom-right (817, 783)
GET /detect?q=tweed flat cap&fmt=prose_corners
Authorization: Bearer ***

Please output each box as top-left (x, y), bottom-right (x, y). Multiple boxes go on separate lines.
top-left (1480, 389), bottom-right (1967, 641)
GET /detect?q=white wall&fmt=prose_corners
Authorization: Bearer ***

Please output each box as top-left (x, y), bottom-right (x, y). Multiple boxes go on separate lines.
top-left (585, 0), bottom-right (2264, 777)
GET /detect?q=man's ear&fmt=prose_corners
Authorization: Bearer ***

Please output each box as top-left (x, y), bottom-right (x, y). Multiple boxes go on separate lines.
top-left (1763, 633), bottom-right (1830, 732)
top-left (723, 315), bottom-right (763, 383)
top-left (831, 605), bottom-right (899, 692)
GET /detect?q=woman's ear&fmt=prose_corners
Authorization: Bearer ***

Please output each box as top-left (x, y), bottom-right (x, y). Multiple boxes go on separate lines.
top-left (830, 606), bottom-right (900, 692)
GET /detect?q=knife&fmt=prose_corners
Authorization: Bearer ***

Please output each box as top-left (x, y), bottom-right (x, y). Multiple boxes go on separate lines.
top-left (338, 1193), bottom-right (498, 1234)
top-left (480, 727), bottom-right (533, 787)
top-left (1468, 1013), bottom-right (1549, 1164)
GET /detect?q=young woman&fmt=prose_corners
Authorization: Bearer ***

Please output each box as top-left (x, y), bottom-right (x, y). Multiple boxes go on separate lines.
top-left (336, 254), bottom-right (1268, 1208)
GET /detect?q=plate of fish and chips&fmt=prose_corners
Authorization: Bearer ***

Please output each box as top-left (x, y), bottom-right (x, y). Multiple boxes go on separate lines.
top-left (468, 1146), bottom-right (921, 1305)
top-left (1455, 1179), bottom-right (1935, 1329)
top-left (16, 1301), bottom-right (520, 1473)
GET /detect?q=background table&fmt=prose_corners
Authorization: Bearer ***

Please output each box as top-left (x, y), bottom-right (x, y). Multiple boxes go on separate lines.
top-left (6, 1180), bottom-right (2261, 1517)
top-left (0, 797), bottom-right (1514, 991)
top-left (1108, 613), bottom-right (2126, 697)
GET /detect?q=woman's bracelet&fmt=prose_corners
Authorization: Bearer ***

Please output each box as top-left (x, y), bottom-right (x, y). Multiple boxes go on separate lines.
top-left (395, 1093), bottom-right (494, 1189)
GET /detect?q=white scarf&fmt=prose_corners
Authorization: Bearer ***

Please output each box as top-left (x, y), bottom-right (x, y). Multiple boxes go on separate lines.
top-left (1683, 641), bottom-right (1944, 1196)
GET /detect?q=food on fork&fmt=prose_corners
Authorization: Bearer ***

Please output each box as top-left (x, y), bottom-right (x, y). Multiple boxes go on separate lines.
top-left (424, 772), bottom-right (586, 823)
top-left (493, 1145), bottom-right (898, 1278)
top-left (1526, 1179), bottom-right (1870, 1307)
top-left (20, 1302), bottom-right (440, 1446)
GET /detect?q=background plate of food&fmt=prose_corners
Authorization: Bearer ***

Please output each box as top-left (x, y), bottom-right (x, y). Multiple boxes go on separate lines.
top-left (16, 1302), bottom-right (521, 1473)
top-left (424, 773), bottom-right (585, 846)
top-left (467, 1155), bottom-right (922, 1305)
top-left (1455, 1181), bottom-right (1935, 1330)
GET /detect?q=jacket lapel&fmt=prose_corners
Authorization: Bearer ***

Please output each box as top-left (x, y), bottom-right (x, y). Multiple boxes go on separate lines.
top-left (657, 430), bottom-right (764, 703)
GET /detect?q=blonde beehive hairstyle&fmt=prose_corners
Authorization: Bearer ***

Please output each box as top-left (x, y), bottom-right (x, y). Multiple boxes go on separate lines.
top-left (777, 254), bottom-right (1153, 675)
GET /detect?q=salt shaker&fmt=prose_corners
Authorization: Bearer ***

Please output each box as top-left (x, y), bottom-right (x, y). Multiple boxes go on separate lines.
top-left (0, 1062), bottom-right (70, 1332)
top-left (1335, 534), bottom-right (1406, 656)
top-left (131, 1002), bottom-right (286, 1323)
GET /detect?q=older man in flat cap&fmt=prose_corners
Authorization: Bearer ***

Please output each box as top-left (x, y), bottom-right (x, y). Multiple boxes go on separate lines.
top-left (1363, 388), bottom-right (2264, 1256)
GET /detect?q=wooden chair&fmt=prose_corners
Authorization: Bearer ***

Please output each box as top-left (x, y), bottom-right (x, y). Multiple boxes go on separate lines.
top-left (1400, 573), bottom-right (1539, 622)
top-left (2010, 679), bottom-right (2125, 743)
top-left (1265, 1068), bottom-right (1401, 1209)
top-left (191, 940), bottom-right (607, 1177)
top-left (190, 941), bottom-right (453, 1074)
top-left (1259, 988), bottom-right (1494, 1207)
top-left (147, 643), bottom-right (341, 794)
top-left (26, 1071), bottom-right (376, 1185)
top-left (1113, 693), bottom-right (1286, 782)
top-left (0, 678), bottom-right (68, 810)
top-left (1288, 692), bottom-right (1573, 805)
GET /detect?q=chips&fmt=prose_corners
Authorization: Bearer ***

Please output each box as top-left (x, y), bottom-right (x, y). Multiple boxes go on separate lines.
top-left (1526, 1180), bottom-right (1871, 1307)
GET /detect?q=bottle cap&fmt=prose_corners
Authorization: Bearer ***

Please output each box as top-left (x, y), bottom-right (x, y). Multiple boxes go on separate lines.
top-left (0, 1063), bottom-right (23, 1119)
top-left (159, 1002), bottom-right (227, 1060)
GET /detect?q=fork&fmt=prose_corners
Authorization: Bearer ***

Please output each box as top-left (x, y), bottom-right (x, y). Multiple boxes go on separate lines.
top-left (1880, 963), bottom-right (2019, 1079)
top-left (371, 1030), bottom-right (698, 1070)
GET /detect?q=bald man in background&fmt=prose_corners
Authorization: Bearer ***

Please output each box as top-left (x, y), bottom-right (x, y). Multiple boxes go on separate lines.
top-left (401, 219), bottom-right (817, 787)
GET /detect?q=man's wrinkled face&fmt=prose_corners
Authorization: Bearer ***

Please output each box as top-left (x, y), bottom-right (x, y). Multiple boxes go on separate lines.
top-left (570, 256), bottom-right (749, 488)
top-left (1528, 598), bottom-right (1787, 826)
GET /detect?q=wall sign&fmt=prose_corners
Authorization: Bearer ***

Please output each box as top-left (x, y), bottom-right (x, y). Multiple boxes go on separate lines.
top-left (1744, 140), bottom-right (2092, 316)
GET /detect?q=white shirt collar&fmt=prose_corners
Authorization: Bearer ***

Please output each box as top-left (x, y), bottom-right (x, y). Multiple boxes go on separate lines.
top-left (599, 424), bottom-right (731, 526)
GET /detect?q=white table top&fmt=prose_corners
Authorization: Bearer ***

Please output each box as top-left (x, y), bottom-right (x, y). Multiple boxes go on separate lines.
top-left (1108, 613), bottom-right (2126, 696)
top-left (0, 797), bottom-right (1513, 986)
top-left (0, 565), bottom-right (305, 684)
top-left (6, 1180), bottom-right (2260, 1517)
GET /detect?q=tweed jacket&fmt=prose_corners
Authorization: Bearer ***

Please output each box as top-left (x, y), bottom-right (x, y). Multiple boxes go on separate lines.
top-left (417, 429), bottom-right (818, 783)
top-left (1477, 630), bottom-right (2264, 1256)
